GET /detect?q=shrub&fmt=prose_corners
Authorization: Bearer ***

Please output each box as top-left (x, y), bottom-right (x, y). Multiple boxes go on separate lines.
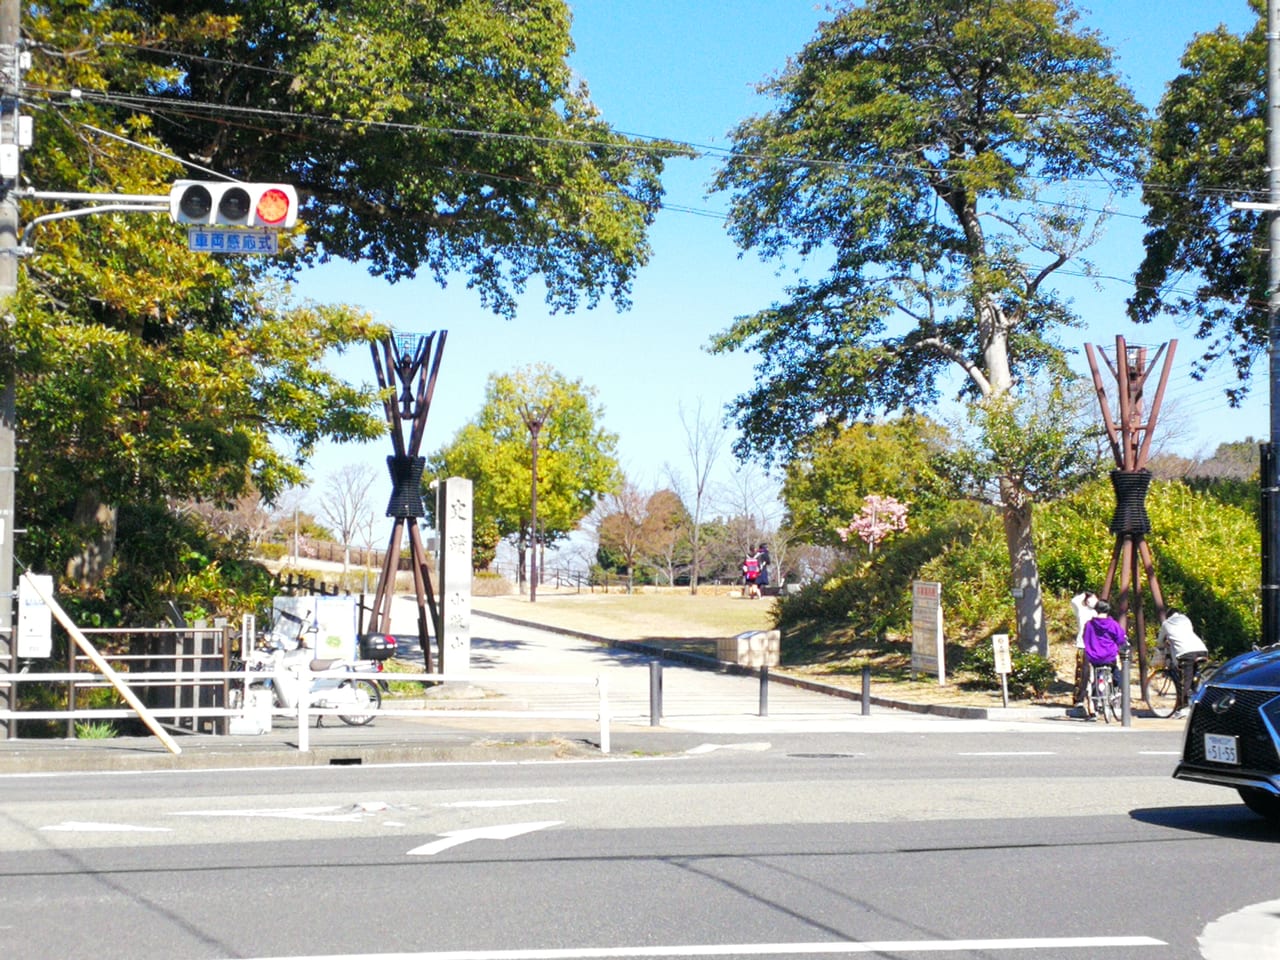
top-left (472, 571), bottom-right (514, 596)
top-left (257, 542), bottom-right (288, 561)
top-left (777, 472), bottom-right (1261, 678)
top-left (964, 643), bottom-right (1058, 699)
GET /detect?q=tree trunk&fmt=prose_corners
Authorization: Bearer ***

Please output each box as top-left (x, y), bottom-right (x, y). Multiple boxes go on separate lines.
top-left (65, 491), bottom-right (117, 586)
top-left (1000, 486), bottom-right (1047, 656)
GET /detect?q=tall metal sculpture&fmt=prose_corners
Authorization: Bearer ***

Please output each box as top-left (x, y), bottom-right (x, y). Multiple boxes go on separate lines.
top-left (1084, 335), bottom-right (1177, 696)
top-left (366, 331), bottom-right (447, 669)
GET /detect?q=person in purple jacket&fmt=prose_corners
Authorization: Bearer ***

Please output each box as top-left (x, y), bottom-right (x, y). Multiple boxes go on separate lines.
top-left (1083, 599), bottom-right (1128, 677)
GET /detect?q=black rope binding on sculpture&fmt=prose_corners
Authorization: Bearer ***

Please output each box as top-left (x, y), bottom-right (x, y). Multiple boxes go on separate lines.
top-left (386, 455), bottom-right (426, 519)
top-left (1109, 469), bottom-right (1151, 535)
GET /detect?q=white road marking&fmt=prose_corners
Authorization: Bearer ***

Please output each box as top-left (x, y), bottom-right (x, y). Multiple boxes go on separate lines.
top-left (685, 742), bottom-right (772, 754)
top-left (171, 805), bottom-right (371, 822)
top-left (437, 800), bottom-right (564, 809)
top-left (41, 821), bottom-right (171, 833)
top-left (1201, 897), bottom-right (1280, 959)
top-left (239, 934), bottom-right (1165, 959)
top-left (407, 820), bottom-right (563, 856)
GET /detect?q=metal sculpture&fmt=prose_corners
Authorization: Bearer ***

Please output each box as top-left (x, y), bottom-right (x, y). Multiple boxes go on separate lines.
top-left (1084, 335), bottom-right (1177, 697)
top-left (366, 331), bottom-right (447, 668)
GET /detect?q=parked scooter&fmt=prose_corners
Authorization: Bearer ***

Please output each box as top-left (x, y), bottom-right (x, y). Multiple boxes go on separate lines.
top-left (233, 611), bottom-right (394, 727)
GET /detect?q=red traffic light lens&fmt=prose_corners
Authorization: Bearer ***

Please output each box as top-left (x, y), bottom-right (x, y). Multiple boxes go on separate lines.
top-left (255, 188), bottom-right (292, 226)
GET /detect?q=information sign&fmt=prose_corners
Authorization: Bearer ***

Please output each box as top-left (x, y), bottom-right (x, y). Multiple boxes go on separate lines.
top-left (16, 572), bottom-right (53, 659)
top-left (992, 632), bottom-right (1011, 707)
top-left (187, 227), bottom-right (279, 255)
top-left (911, 580), bottom-right (946, 684)
top-left (992, 633), bottom-right (1012, 675)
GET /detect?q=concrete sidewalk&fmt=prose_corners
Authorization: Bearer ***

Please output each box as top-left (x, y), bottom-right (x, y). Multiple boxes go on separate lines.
top-left (0, 604), bottom-right (1174, 774)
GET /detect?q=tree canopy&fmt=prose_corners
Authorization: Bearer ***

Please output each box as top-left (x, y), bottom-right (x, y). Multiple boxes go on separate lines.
top-left (28, 0), bottom-right (670, 318)
top-left (1130, 0), bottom-right (1266, 395)
top-left (708, 0), bottom-right (1145, 651)
top-left (16, 1), bottom-right (666, 586)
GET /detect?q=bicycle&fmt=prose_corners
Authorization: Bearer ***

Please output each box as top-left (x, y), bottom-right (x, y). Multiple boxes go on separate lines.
top-left (1145, 651), bottom-right (1208, 718)
top-left (1083, 661), bottom-right (1122, 723)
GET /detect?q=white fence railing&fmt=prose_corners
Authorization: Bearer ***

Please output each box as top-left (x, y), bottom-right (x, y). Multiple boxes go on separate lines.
top-left (0, 667), bottom-right (612, 755)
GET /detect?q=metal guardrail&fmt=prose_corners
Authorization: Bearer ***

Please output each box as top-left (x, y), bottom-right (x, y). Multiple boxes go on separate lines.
top-left (0, 667), bottom-right (612, 754)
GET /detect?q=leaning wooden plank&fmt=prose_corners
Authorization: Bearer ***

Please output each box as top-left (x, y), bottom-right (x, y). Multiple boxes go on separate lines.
top-left (21, 571), bottom-right (182, 755)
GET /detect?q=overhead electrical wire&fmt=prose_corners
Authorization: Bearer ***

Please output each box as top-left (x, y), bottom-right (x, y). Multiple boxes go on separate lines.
top-left (24, 40), bottom-right (1270, 372)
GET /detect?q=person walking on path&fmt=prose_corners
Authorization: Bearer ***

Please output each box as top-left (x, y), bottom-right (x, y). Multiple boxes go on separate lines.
top-left (1071, 591), bottom-right (1098, 707)
top-left (741, 551), bottom-right (761, 599)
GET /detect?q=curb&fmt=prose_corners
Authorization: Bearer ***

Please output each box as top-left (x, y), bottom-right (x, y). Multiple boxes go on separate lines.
top-left (0, 737), bottom-right (600, 775)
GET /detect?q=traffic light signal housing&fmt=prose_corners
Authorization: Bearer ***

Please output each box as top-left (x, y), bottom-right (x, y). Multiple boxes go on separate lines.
top-left (169, 180), bottom-right (298, 228)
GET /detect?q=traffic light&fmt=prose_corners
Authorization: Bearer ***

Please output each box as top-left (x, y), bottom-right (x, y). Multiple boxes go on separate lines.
top-left (169, 180), bottom-right (298, 228)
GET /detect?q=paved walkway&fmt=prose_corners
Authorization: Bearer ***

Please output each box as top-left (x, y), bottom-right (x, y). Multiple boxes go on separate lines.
top-left (0, 602), bottom-right (1181, 774)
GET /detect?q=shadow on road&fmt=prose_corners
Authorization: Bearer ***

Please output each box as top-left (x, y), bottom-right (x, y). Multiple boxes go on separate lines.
top-left (1131, 804), bottom-right (1280, 842)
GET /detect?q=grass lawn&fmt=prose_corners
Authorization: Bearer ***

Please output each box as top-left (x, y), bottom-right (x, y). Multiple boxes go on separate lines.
top-left (471, 587), bottom-right (775, 657)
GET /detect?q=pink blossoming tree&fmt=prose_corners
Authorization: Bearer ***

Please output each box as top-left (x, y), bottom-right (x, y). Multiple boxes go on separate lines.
top-left (838, 494), bottom-right (909, 555)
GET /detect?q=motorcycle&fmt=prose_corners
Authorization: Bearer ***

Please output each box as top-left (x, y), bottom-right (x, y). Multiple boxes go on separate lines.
top-left (232, 611), bottom-right (392, 727)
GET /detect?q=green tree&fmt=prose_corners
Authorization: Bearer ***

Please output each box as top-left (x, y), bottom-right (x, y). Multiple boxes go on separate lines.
top-left (429, 364), bottom-right (621, 572)
top-left (709, 0), bottom-right (1144, 653)
top-left (782, 415), bottom-right (949, 545)
top-left (17, 1), bottom-right (668, 592)
top-left (1130, 0), bottom-right (1266, 392)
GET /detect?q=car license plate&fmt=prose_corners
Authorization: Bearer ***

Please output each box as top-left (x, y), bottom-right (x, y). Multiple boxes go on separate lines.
top-left (1205, 733), bottom-right (1239, 765)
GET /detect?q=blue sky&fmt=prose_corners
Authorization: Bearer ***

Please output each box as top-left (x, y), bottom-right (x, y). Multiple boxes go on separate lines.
top-left (296, 0), bottom-right (1263, 507)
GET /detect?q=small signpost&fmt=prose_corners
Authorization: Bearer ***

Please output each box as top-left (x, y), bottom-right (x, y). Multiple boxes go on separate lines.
top-left (992, 633), bottom-right (1012, 707)
top-left (911, 580), bottom-right (946, 684)
top-left (16, 572), bottom-right (52, 659)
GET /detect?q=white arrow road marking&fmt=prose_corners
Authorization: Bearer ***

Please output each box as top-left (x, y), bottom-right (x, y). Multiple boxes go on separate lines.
top-left (41, 821), bottom-right (171, 833)
top-left (437, 800), bottom-right (564, 809)
top-left (407, 820), bottom-right (563, 856)
top-left (1201, 897), bottom-right (1280, 959)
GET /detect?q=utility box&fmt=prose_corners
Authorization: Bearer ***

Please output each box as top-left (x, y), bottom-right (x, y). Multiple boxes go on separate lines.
top-left (718, 630), bottom-right (780, 668)
top-left (229, 688), bottom-right (273, 735)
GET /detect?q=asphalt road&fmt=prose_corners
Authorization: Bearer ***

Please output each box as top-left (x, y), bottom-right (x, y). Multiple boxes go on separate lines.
top-left (2, 726), bottom-right (1274, 960)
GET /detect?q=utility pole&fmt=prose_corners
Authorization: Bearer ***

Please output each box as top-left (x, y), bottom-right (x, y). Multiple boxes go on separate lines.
top-left (1238, 1), bottom-right (1280, 646)
top-left (0, 0), bottom-right (19, 738)
top-left (1267, 0), bottom-right (1280, 645)
top-left (520, 405), bottom-right (548, 603)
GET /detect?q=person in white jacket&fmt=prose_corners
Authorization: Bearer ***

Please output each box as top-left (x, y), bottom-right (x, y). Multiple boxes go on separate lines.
top-left (1157, 610), bottom-right (1207, 716)
top-left (1070, 592), bottom-right (1098, 706)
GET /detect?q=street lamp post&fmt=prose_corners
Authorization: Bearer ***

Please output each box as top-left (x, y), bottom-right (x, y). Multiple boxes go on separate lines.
top-left (520, 403), bottom-right (549, 603)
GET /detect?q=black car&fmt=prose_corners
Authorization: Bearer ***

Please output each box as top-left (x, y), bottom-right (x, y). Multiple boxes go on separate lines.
top-left (1173, 644), bottom-right (1280, 820)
